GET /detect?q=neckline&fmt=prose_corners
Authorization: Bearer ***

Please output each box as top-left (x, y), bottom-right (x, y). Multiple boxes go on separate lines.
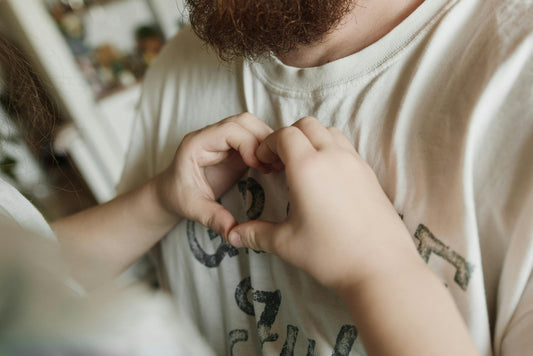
top-left (249, 0), bottom-right (456, 95)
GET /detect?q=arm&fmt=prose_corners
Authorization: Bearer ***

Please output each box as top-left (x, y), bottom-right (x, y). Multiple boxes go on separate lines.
top-left (229, 117), bottom-right (480, 356)
top-left (52, 113), bottom-right (273, 287)
top-left (50, 175), bottom-right (177, 287)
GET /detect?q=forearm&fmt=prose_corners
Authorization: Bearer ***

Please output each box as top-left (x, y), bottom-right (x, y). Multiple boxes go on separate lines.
top-left (51, 114), bottom-right (273, 288)
top-left (339, 248), bottom-right (480, 356)
top-left (51, 175), bottom-right (179, 286)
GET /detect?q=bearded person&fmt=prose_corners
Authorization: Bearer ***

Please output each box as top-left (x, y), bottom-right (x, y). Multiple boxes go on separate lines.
top-left (113, 0), bottom-right (533, 355)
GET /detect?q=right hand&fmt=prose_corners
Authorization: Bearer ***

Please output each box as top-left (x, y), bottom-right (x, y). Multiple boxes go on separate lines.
top-left (155, 113), bottom-right (274, 240)
top-left (228, 117), bottom-right (418, 291)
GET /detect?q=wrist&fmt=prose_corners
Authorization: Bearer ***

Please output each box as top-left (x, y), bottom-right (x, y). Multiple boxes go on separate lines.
top-left (335, 237), bottom-right (425, 303)
top-left (148, 174), bottom-right (182, 226)
top-left (335, 247), bottom-right (478, 356)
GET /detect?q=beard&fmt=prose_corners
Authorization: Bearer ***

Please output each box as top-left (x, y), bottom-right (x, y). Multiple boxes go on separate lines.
top-left (186, 0), bottom-right (354, 61)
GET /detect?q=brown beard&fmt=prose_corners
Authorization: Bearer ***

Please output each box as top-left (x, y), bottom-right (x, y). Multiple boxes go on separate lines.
top-left (186, 0), bottom-right (354, 61)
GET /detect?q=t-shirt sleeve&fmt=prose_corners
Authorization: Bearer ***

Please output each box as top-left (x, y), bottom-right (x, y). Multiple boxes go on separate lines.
top-left (115, 36), bottom-right (176, 195)
top-left (115, 97), bottom-right (155, 195)
top-left (116, 26), bottom-right (207, 194)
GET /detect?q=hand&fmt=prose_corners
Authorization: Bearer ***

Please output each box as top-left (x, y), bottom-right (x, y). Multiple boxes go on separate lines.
top-left (155, 113), bottom-right (273, 240)
top-left (227, 118), bottom-right (479, 356)
top-left (228, 117), bottom-right (418, 291)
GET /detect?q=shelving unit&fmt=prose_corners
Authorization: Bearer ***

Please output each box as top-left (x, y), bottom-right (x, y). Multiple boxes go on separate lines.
top-left (1, 0), bottom-right (186, 202)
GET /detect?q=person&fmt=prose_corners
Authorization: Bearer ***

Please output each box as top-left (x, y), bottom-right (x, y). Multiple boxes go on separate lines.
top-left (115, 0), bottom-right (533, 355)
top-left (0, 32), bottom-right (219, 354)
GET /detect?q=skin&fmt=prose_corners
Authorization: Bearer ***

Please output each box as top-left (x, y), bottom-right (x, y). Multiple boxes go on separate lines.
top-left (54, 114), bottom-right (479, 355)
top-left (51, 113), bottom-right (273, 286)
top-left (229, 117), bottom-right (480, 356)
top-left (278, 0), bottom-right (426, 67)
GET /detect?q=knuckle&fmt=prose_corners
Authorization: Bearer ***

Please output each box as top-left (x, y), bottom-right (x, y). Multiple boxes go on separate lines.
top-left (219, 120), bottom-right (241, 132)
top-left (278, 125), bottom-right (301, 139)
top-left (177, 137), bottom-right (196, 157)
top-left (229, 112), bottom-right (256, 125)
top-left (181, 131), bottom-right (196, 144)
top-left (245, 229), bottom-right (262, 252)
top-left (223, 121), bottom-right (242, 131)
top-left (245, 231), bottom-right (257, 250)
top-left (237, 111), bottom-right (256, 120)
top-left (327, 126), bottom-right (341, 134)
top-left (201, 213), bottom-right (216, 231)
top-left (299, 116), bottom-right (317, 124)
top-left (294, 116), bottom-right (318, 128)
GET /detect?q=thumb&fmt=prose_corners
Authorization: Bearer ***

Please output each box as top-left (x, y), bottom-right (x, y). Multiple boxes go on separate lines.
top-left (192, 199), bottom-right (238, 240)
top-left (228, 220), bottom-right (280, 253)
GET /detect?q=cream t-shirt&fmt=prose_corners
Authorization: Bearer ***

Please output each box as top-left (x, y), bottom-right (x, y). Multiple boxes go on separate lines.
top-left (118, 0), bottom-right (533, 354)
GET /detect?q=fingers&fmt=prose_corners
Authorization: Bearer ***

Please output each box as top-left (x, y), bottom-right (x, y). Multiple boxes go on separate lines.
top-left (256, 116), bottom-right (346, 167)
top-left (217, 113), bottom-right (275, 168)
top-left (183, 112), bottom-right (273, 170)
top-left (292, 116), bottom-right (332, 149)
top-left (215, 124), bottom-right (263, 168)
top-left (191, 198), bottom-right (238, 239)
top-left (228, 220), bottom-right (283, 254)
top-left (256, 125), bottom-right (316, 166)
top-left (228, 112), bottom-right (274, 141)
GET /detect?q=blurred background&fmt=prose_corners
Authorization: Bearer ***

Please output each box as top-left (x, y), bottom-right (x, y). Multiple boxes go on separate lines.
top-left (0, 0), bottom-right (188, 220)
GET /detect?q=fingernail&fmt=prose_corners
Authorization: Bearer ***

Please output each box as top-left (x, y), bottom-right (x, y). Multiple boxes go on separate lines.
top-left (229, 231), bottom-right (244, 248)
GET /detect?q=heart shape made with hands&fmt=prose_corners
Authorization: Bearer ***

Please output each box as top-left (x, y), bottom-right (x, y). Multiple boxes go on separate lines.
top-left (170, 114), bottom-right (361, 257)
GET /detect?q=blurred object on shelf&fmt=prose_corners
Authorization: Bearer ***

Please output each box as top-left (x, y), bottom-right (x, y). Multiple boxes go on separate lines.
top-left (135, 25), bottom-right (164, 67)
top-left (1, 0), bottom-right (187, 202)
top-left (45, 0), bottom-right (165, 100)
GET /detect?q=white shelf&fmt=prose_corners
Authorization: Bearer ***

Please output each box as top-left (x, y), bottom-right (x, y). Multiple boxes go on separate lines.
top-left (148, 0), bottom-right (187, 39)
top-left (98, 84), bottom-right (141, 170)
top-left (0, 0), bottom-right (176, 202)
top-left (54, 124), bottom-right (116, 202)
top-left (2, 0), bottom-right (122, 201)
top-left (0, 0), bottom-right (185, 202)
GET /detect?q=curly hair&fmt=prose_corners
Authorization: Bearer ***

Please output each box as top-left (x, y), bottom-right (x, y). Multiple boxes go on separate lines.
top-left (187, 0), bottom-right (354, 61)
top-left (0, 34), bottom-right (57, 153)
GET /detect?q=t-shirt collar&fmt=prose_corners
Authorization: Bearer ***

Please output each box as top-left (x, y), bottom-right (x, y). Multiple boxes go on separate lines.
top-left (249, 0), bottom-right (455, 94)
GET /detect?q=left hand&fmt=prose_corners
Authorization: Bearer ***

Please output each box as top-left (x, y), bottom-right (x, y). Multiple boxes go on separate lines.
top-left (155, 113), bottom-right (274, 240)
